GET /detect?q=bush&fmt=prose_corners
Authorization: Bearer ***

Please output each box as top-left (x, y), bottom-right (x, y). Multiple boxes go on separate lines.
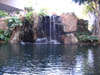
top-left (0, 29), bottom-right (4, 40)
top-left (38, 9), bottom-right (48, 16)
top-left (0, 29), bottom-right (11, 41)
top-left (25, 11), bottom-right (33, 21)
top-left (0, 10), bottom-right (8, 18)
top-left (24, 7), bottom-right (34, 12)
top-left (77, 34), bottom-right (98, 42)
top-left (7, 16), bottom-right (22, 29)
top-left (25, 11), bottom-right (34, 24)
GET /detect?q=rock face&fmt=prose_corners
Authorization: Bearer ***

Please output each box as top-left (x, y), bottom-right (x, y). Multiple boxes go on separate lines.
top-left (9, 26), bottom-right (21, 43)
top-left (19, 19), bottom-right (34, 43)
top-left (0, 18), bottom-right (8, 30)
top-left (33, 12), bottom-right (39, 40)
top-left (77, 19), bottom-right (89, 32)
top-left (62, 34), bottom-right (78, 44)
top-left (61, 13), bottom-right (78, 32)
top-left (61, 13), bottom-right (78, 44)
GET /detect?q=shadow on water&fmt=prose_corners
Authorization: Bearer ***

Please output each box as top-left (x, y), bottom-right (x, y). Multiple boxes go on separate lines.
top-left (0, 43), bottom-right (100, 75)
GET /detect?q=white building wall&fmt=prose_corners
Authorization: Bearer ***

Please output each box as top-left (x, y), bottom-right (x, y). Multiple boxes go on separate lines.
top-left (0, 0), bottom-right (26, 10)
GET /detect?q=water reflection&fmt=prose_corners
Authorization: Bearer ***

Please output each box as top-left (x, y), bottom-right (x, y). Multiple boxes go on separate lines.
top-left (0, 44), bottom-right (99, 75)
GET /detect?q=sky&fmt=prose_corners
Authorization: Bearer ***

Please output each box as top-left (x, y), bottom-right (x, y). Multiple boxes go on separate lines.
top-left (24, 0), bottom-right (88, 19)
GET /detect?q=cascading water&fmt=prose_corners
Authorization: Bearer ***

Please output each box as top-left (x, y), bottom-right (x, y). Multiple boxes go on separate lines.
top-left (49, 15), bottom-right (59, 44)
top-left (36, 15), bottom-right (64, 44)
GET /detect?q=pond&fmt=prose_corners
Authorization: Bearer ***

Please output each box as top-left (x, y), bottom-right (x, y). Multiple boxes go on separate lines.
top-left (0, 43), bottom-right (100, 75)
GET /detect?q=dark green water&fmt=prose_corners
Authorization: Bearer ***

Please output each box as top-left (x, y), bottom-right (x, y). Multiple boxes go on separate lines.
top-left (0, 43), bottom-right (100, 75)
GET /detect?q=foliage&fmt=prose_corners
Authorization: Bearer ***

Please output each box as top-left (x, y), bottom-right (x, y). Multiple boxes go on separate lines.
top-left (0, 29), bottom-right (4, 40)
top-left (38, 9), bottom-right (48, 16)
top-left (76, 31), bottom-right (91, 36)
top-left (16, 11), bottom-right (20, 14)
top-left (25, 11), bottom-right (33, 21)
top-left (76, 32), bottom-right (98, 42)
top-left (25, 11), bottom-right (34, 24)
top-left (0, 10), bottom-right (8, 18)
top-left (24, 7), bottom-right (34, 12)
top-left (73, 0), bottom-right (92, 4)
top-left (78, 34), bottom-right (98, 42)
top-left (7, 16), bottom-right (22, 28)
top-left (0, 29), bottom-right (11, 41)
top-left (83, 4), bottom-right (94, 15)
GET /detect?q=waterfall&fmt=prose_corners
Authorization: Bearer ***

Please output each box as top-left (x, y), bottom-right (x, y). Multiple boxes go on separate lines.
top-left (36, 15), bottom-right (64, 44)
top-left (50, 16), bottom-right (52, 41)
top-left (49, 15), bottom-right (60, 44)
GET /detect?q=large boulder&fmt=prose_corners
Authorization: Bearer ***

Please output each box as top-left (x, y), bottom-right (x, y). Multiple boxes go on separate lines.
top-left (61, 13), bottom-right (78, 44)
top-left (0, 18), bottom-right (8, 30)
top-left (61, 13), bottom-right (78, 32)
top-left (33, 12), bottom-right (39, 40)
top-left (62, 33), bottom-right (78, 44)
top-left (9, 26), bottom-right (21, 43)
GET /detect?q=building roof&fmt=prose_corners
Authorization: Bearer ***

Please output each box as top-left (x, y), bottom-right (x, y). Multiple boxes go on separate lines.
top-left (0, 3), bottom-right (23, 13)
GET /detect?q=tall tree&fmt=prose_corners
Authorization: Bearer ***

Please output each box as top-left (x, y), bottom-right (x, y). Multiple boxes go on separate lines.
top-left (73, 0), bottom-right (100, 41)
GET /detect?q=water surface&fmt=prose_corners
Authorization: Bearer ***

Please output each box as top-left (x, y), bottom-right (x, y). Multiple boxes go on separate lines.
top-left (0, 43), bottom-right (100, 75)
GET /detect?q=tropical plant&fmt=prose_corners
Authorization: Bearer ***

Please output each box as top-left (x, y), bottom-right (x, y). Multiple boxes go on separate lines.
top-left (78, 34), bottom-right (99, 42)
top-left (25, 11), bottom-right (34, 24)
top-left (0, 29), bottom-right (11, 41)
top-left (0, 29), bottom-right (4, 40)
top-left (7, 16), bottom-right (22, 28)
top-left (25, 11), bottom-right (33, 20)
top-left (4, 29), bottom-right (12, 41)
top-left (0, 10), bottom-right (8, 18)
top-left (83, 3), bottom-right (94, 16)
top-left (24, 7), bottom-right (34, 12)
top-left (16, 11), bottom-right (20, 14)
top-left (38, 9), bottom-right (48, 16)
top-left (76, 31), bottom-right (98, 42)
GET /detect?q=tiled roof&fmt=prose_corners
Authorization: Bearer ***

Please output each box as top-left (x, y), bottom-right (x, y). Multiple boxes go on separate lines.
top-left (0, 3), bottom-right (23, 13)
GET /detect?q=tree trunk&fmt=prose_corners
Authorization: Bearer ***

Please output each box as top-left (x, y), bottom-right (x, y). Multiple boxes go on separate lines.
top-left (97, 4), bottom-right (100, 42)
top-left (94, 2), bottom-right (100, 42)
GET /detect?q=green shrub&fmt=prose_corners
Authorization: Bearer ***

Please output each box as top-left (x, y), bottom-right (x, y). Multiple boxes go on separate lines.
top-left (76, 31), bottom-right (92, 36)
top-left (0, 10), bottom-right (8, 18)
top-left (16, 11), bottom-right (20, 14)
top-left (25, 11), bottom-right (34, 25)
top-left (7, 16), bottom-right (22, 28)
top-left (76, 31), bottom-right (98, 42)
top-left (0, 29), bottom-right (11, 41)
top-left (24, 7), bottom-right (34, 12)
top-left (77, 34), bottom-right (98, 42)
top-left (25, 11), bottom-right (33, 21)
top-left (4, 29), bottom-right (11, 41)
top-left (38, 9), bottom-right (48, 16)
top-left (0, 29), bottom-right (4, 40)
